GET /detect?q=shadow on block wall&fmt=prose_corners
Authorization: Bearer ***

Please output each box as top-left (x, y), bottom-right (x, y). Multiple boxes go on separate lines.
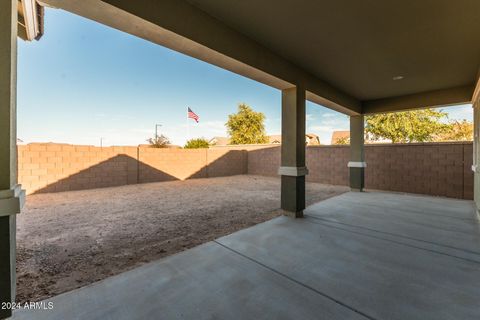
top-left (245, 143), bottom-right (473, 200)
top-left (205, 149), bottom-right (248, 178)
top-left (34, 154), bottom-right (178, 194)
top-left (246, 145), bottom-right (350, 185)
top-left (19, 142), bottom-right (472, 199)
top-left (24, 148), bottom-right (248, 195)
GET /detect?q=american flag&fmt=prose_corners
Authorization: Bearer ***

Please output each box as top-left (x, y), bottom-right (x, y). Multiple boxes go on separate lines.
top-left (188, 107), bottom-right (199, 123)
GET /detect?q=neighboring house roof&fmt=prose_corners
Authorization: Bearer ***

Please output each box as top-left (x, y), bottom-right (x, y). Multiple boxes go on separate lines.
top-left (209, 137), bottom-right (230, 146)
top-left (331, 131), bottom-right (350, 144)
top-left (268, 135), bottom-right (282, 144)
top-left (17, 0), bottom-right (44, 41)
top-left (210, 135), bottom-right (282, 145)
top-left (269, 134), bottom-right (320, 145)
top-left (138, 144), bottom-right (181, 148)
top-left (331, 131), bottom-right (393, 144)
top-left (306, 133), bottom-right (320, 145)
top-left (210, 134), bottom-right (321, 145)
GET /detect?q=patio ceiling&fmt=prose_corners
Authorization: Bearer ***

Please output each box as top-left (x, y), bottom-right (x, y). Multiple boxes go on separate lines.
top-left (38, 0), bottom-right (480, 114)
top-left (186, 1), bottom-right (479, 101)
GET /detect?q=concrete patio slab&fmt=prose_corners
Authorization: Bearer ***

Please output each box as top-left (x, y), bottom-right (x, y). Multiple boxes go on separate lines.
top-left (13, 243), bottom-right (366, 320)
top-left (305, 192), bottom-right (480, 258)
top-left (218, 217), bottom-right (480, 320)
top-left (13, 192), bottom-right (480, 320)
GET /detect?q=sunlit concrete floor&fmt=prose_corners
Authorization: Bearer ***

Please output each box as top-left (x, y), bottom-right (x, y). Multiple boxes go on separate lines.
top-left (13, 192), bottom-right (480, 320)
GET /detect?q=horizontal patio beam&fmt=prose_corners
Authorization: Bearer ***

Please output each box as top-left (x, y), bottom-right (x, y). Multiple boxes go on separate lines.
top-left (362, 84), bottom-right (475, 114)
top-left (39, 0), bottom-right (361, 115)
top-left (306, 91), bottom-right (360, 116)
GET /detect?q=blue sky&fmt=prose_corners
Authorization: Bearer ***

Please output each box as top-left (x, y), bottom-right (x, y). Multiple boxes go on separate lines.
top-left (18, 9), bottom-right (472, 146)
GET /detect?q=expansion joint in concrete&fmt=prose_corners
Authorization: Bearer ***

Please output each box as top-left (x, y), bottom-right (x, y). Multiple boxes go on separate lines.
top-left (213, 240), bottom-right (377, 320)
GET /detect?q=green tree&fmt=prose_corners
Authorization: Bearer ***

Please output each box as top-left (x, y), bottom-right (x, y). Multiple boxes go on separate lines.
top-left (147, 134), bottom-right (170, 148)
top-left (184, 138), bottom-right (210, 149)
top-left (333, 136), bottom-right (350, 145)
top-left (365, 108), bottom-right (450, 143)
top-left (226, 103), bottom-right (268, 144)
top-left (437, 119), bottom-right (473, 141)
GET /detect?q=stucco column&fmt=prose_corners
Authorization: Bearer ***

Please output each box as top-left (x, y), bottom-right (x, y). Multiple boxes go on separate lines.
top-left (473, 99), bottom-right (480, 216)
top-left (0, 1), bottom-right (24, 318)
top-left (278, 86), bottom-right (307, 218)
top-left (348, 115), bottom-right (365, 191)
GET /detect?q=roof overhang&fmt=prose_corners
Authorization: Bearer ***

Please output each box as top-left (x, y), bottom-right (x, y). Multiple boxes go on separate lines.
top-left (363, 85), bottom-right (475, 114)
top-left (17, 0), bottom-right (44, 41)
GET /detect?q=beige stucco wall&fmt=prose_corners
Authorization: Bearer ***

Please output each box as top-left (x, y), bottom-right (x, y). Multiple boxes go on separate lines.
top-left (473, 96), bottom-right (480, 211)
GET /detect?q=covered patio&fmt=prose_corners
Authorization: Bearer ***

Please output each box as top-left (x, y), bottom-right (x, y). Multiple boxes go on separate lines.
top-left (13, 191), bottom-right (480, 319)
top-left (1, 0), bottom-right (480, 319)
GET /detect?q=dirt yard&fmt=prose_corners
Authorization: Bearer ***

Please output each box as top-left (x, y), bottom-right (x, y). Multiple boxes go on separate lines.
top-left (16, 175), bottom-right (348, 303)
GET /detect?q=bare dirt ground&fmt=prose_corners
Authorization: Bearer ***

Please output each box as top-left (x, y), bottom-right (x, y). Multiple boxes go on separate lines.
top-left (16, 175), bottom-right (348, 303)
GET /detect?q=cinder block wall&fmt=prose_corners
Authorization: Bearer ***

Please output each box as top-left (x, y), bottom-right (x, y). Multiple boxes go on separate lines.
top-left (18, 144), bottom-right (138, 193)
top-left (365, 143), bottom-right (473, 199)
top-left (207, 149), bottom-right (248, 177)
top-left (18, 144), bottom-right (247, 194)
top-left (18, 142), bottom-right (473, 199)
top-left (246, 142), bottom-right (473, 200)
top-left (307, 146), bottom-right (349, 185)
top-left (247, 146), bottom-right (281, 177)
top-left (138, 148), bottom-right (208, 182)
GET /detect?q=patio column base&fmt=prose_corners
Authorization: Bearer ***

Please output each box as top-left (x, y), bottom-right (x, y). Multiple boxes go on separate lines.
top-left (0, 188), bottom-right (21, 319)
top-left (0, 215), bottom-right (16, 319)
top-left (348, 162), bottom-right (365, 192)
top-left (279, 208), bottom-right (304, 218)
top-left (281, 175), bottom-right (305, 218)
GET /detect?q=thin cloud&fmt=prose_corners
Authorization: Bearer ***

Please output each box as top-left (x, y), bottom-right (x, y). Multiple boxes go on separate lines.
top-left (130, 128), bottom-right (152, 134)
top-left (321, 113), bottom-right (336, 118)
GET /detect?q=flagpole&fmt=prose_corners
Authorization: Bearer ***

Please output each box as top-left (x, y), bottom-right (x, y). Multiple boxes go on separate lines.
top-left (187, 107), bottom-right (190, 143)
